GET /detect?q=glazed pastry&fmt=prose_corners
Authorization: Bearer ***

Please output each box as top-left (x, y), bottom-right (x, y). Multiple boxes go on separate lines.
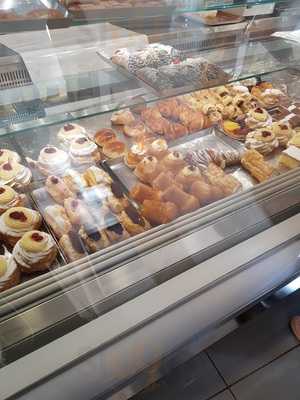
top-left (13, 230), bottom-right (57, 274)
top-left (0, 160), bottom-right (32, 189)
top-left (152, 171), bottom-right (176, 191)
top-left (245, 107), bottom-right (272, 129)
top-left (245, 128), bottom-right (279, 155)
top-left (124, 142), bottom-right (148, 169)
top-left (103, 212), bottom-right (130, 243)
top-left (59, 231), bottom-right (86, 262)
top-left (161, 185), bottom-right (199, 215)
top-left (102, 140), bottom-right (126, 159)
top-left (83, 166), bottom-right (112, 187)
top-left (141, 107), bottom-right (163, 122)
top-left (27, 146), bottom-right (70, 176)
top-left (278, 146), bottom-right (300, 170)
top-left (142, 200), bottom-right (178, 226)
top-left (45, 175), bottom-right (74, 204)
top-left (111, 109), bottom-right (135, 125)
top-left (162, 151), bottom-right (186, 174)
top-left (175, 165), bottom-right (203, 190)
top-left (147, 139), bottom-right (169, 159)
top-left (130, 183), bottom-right (161, 204)
top-left (241, 149), bottom-right (274, 182)
top-left (44, 205), bottom-right (72, 238)
top-left (63, 169), bottom-right (88, 194)
top-left (64, 198), bottom-right (93, 226)
top-left (123, 121), bottom-right (148, 138)
top-left (79, 224), bottom-right (110, 252)
top-left (0, 246), bottom-right (20, 292)
top-left (164, 123), bottom-right (189, 141)
top-left (0, 207), bottom-right (42, 249)
top-left (0, 149), bottom-right (21, 165)
top-left (94, 129), bottom-right (117, 147)
top-left (57, 123), bottom-right (87, 148)
top-left (69, 137), bottom-right (100, 165)
top-left (119, 204), bottom-right (151, 235)
top-left (134, 156), bottom-right (161, 184)
top-left (271, 122), bottom-right (294, 147)
top-left (0, 185), bottom-right (26, 214)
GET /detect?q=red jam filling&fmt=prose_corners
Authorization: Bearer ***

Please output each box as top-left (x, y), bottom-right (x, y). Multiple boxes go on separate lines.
top-left (280, 125), bottom-right (288, 130)
top-left (31, 232), bottom-right (44, 242)
top-left (76, 137), bottom-right (87, 144)
top-left (9, 211), bottom-right (27, 222)
top-left (255, 108), bottom-right (263, 114)
top-left (3, 162), bottom-right (12, 171)
top-left (64, 124), bottom-right (74, 132)
top-left (44, 147), bottom-right (56, 154)
top-left (173, 151), bottom-right (180, 158)
top-left (262, 131), bottom-right (272, 137)
top-left (0, 187), bottom-right (5, 194)
top-left (51, 176), bottom-right (59, 184)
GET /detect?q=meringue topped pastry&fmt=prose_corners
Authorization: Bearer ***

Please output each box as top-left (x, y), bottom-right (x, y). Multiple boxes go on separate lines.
top-left (69, 137), bottom-right (100, 165)
top-left (0, 161), bottom-right (32, 188)
top-left (0, 149), bottom-right (21, 165)
top-left (28, 146), bottom-right (70, 177)
top-left (57, 123), bottom-right (87, 147)
top-left (0, 246), bottom-right (20, 292)
top-left (245, 128), bottom-right (279, 155)
top-left (0, 185), bottom-right (26, 214)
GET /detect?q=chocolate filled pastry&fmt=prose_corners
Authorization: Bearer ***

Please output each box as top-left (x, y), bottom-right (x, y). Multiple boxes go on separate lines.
top-left (64, 198), bottom-right (93, 226)
top-left (70, 137), bottom-right (101, 165)
top-left (79, 224), bottom-right (110, 252)
top-left (45, 175), bottom-right (74, 204)
top-left (152, 171), bottom-right (176, 191)
top-left (161, 184), bottom-right (199, 215)
top-left (124, 142), bottom-right (148, 169)
top-left (103, 212), bottom-right (130, 243)
top-left (63, 169), bottom-right (88, 194)
top-left (44, 205), bottom-right (72, 239)
top-left (123, 121), bottom-right (148, 138)
top-left (59, 231), bottom-right (86, 262)
top-left (134, 156), bottom-right (161, 184)
top-left (111, 109), bottom-right (135, 125)
top-left (241, 149), bottom-right (274, 182)
top-left (175, 165), bottom-right (203, 190)
top-left (94, 129), bottom-right (117, 147)
top-left (157, 98), bottom-right (181, 120)
top-left (102, 140), bottom-right (126, 159)
top-left (105, 181), bottom-right (129, 214)
top-left (27, 146), bottom-right (70, 176)
top-left (0, 246), bottom-right (20, 292)
top-left (0, 160), bottom-right (32, 189)
top-left (57, 123), bottom-right (87, 149)
top-left (119, 204), bottom-right (151, 235)
top-left (83, 166), bottom-right (112, 187)
top-left (142, 200), bottom-right (178, 226)
top-left (13, 230), bottom-right (57, 274)
top-left (0, 185), bottom-right (26, 214)
top-left (130, 183), bottom-right (161, 204)
top-left (0, 149), bottom-right (21, 165)
top-left (147, 139), bottom-right (169, 159)
top-left (162, 151), bottom-right (186, 174)
top-left (0, 207), bottom-right (42, 249)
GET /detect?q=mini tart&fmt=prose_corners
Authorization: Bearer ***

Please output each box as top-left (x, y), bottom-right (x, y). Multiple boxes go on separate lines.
top-left (245, 128), bottom-right (279, 155)
top-left (13, 231), bottom-right (57, 274)
top-left (134, 156), bottom-right (161, 184)
top-left (45, 175), bottom-right (74, 204)
top-left (162, 151), bottom-right (186, 173)
top-left (271, 122), bottom-right (295, 147)
top-left (33, 146), bottom-right (70, 176)
top-left (94, 129), bottom-right (117, 147)
top-left (0, 247), bottom-right (20, 292)
top-left (0, 149), bottom-right (21, 165)
top-left (103, 212), bottom-right (130, 243)
top-left (44, 205), bottom-right (72, 239)
top-left (123, 121), bottom-right (148, 138)
top-left (63, 169), bottom-right (88, 194)
top-left (0, 161), bottom-right (32, 188)
top-left (0, 185), bottom-right (26, 214)
top-left (111, 109), bottom-right (135, 125)
top-left (79, 224), bottom-right (110, 252)
top-left (102, 140), bottom-right (126, 159)
top-left (69, 137), bottom-right (100, 165)
top-left (57, 123), bottom-right (87, 148)
top-left (0, 207), bottom-right (42, 249)
top-left (245, 107), bottom-right (272, 129)
top-left (221, 119), bottom-right (249, 141)
top-left (59, 231), bottom-right (86, 262)
top-left (124, 142), bottom-right (148, 169)
top-left (83, 166), bottom-right (112, 187)
top-left (147, 139), bottom-right (169, 159)
top-left (119, 204), bottom-right (151, 236)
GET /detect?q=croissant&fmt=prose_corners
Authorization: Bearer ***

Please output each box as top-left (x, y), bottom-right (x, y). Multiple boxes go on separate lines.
top-left (165, 122), bottom-right (189, 140)
top-left (144, 117), bottom-right (171, 136)
top-left (141, 107), bottom-right (162, 122)
top-left (157, 98), bottom-right (180, 119)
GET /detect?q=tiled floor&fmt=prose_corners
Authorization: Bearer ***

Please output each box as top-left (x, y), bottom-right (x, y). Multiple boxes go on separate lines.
top-left (131, 290), bottom-right (300, 400)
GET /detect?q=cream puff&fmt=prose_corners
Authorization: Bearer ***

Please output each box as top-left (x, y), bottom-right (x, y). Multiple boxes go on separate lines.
top-left (0, 246), bottom-right (20, 292)
top-left (64, 198), bottom-right (93, 226)
top-left (79, 224), bottom-right (110, 252)
top-left (147, 139), bottom-right (169, 160)
top-left (124, 142), bottom-right (148, 169)
top-left (27, 146), bottom-right (70, 176)
top-left (111, 109), bottom-right (135, 125)
top-left (245, 128), bottom-right (279, 155)
top-left (45, 175), bottom-right (74, 204)
top-left (0, 185), bottom-right (26, 214)
top-left (0, 160), bottom-right (32, 189)
top-left (245, 107), bottom-right (272, 129)
top-left (0, 149), bottom-right (21, 165)
top-left (271, 121), bottom-right (295, 147)
top-left (0, 207), bottom-right (42, 249)
top-left (119, 204), bottom-right (151, 236)
top-left (83, 166), bottom-right (112, 187)
top-left (57, 123), bottom-right (87, 148)
top-left (134, 156), bottom-right (161, 184)
top-left (13, 230), bottom-right (57, 274)
top-left (44, 205), bottom-right (72, 238)
top-left (162, 151), bottom-right (186, 174)
top-left (69, 137), bottom-right (100, 165)
top-left (59, 231), bottom-right (86, 262)
top-left (63, 169), bottom-right (88, 194)
top-left (102, 212), bottom-right (130, 243)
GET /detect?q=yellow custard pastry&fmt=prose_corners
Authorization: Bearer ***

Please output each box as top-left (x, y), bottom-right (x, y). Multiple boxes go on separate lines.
top-left (0, 161), bottom-right (32, 188)
top-left (0, 149), bottom-right (21, 165)
top-left (0, 247), bottom-right (20, 292)
top-left (0, 185), bottom-right (26, 214)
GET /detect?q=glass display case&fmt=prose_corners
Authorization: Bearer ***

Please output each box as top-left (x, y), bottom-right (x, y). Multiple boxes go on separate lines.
top-left (0, 1), bottom-right (300, 400)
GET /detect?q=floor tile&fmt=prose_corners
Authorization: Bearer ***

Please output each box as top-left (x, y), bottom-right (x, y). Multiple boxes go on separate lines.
top-left (207, 290), bottom-right (300, 384)
top-left (132, 352), bottom-right (226, 400)
top-left (231, 346), bottom-right (300, 400)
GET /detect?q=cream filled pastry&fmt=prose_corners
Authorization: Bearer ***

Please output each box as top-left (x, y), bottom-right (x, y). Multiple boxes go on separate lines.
top-left (0, 207), bottom-right (42, 248)
top-left (245, 128), bottom-right (279, 155)
top-left (0, 160), bottom-right (32, 188)
top-left (57, 123), bottom-right (87, 148)
top-left (0, 246), bottom-right (20, 292)
top-left (245, 107), bottom-right (272, 129)
top-left (83, 166), bottom-right (112, 187)
top-left (271, 121), bottom-right (295, 147)
top-left (13, 230), bottom-right (57, 273)
top-left (69, 137), bottom-right (100, 165)
top-left (124, 142), bottom-right (148, 169)
top-left (45, 175), bottom-right (74, 204)
top-left (63, 169), bottom-right (87, 193)
top-left (27, 146), bottom-right (70, 176)
top-left (0, 185), bottom-right (26, 214)
top-left (0, 149), bottom-right (21, 165)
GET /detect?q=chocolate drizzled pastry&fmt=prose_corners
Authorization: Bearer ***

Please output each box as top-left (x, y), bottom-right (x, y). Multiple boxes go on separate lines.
top-left (68, 231), bottom-right (85, 254)
top-left (125, 204), bottom-right (145, 227)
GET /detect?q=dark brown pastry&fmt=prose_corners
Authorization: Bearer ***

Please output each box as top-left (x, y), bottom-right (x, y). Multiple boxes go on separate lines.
top-left (103, 212), bottom-right (130, 243)
top-left (157, 98), bottom-right (181, 120)
top-left (119, 204), bottom-right (151, 235)
top-left (59, 231), bottom-right (86, 262)
top-left (79, 224), bottom-right (110, 252)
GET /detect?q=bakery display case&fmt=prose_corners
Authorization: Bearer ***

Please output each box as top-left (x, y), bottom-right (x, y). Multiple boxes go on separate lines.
top-left (0, 2), bottom-right (300, 400)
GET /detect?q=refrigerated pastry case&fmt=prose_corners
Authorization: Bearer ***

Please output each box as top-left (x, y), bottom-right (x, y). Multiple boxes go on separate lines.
top-left (1, 6), bottom-right (300, 400)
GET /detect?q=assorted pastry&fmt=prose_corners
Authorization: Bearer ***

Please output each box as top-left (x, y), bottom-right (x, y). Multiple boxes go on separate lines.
top-left (0, 149), bottom-right (32, 189)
